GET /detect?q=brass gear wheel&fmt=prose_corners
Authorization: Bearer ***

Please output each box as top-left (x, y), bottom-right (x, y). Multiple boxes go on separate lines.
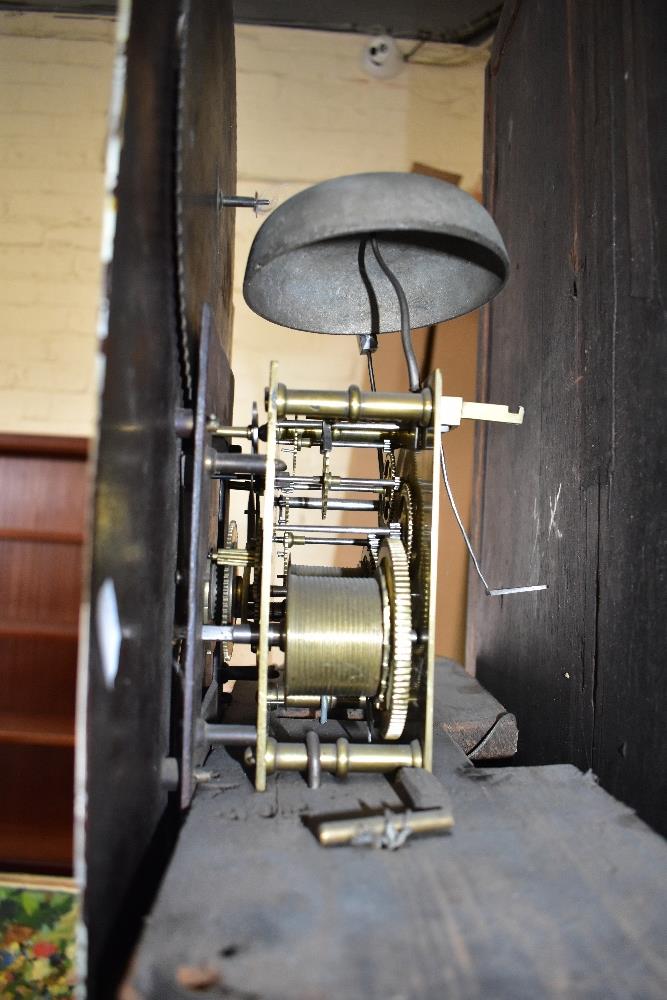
top-left (391, 482), bottom-right (415, 563)
top-left (220, 520), bottom-right (238, 663)
top-left (381, 452), bottom-right (397, 522)
top-left (248, 526), bottom-right (263, 617)
top-left (376, 536), bottom-right (413, 741)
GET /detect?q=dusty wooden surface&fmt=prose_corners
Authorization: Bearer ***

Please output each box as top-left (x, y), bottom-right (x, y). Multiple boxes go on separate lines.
top-left (129, 675), bottom-right (667, 999)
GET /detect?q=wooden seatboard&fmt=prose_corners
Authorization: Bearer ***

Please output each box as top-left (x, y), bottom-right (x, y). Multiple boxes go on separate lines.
top-left (128, 702), bottom-right (667, 999)
top-left (437, 657), bottom-right (517, 761)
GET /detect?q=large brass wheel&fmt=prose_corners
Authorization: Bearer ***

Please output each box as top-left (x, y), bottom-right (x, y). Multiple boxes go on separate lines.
top-left (376, 537), bottom-right (413, 740)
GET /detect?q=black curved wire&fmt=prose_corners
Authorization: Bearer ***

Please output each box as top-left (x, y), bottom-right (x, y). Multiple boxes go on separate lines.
top-left (366, 351), bottom-right (377, 392)
top-left (370, 235), bottom-right (420, 392)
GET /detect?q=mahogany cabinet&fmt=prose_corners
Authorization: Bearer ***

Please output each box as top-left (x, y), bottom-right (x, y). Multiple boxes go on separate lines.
top-left (0, 434), bottom-right (88, 871)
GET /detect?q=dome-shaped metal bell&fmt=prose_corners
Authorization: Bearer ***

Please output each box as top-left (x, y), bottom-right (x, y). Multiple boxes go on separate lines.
top-left (243, 172), bottom-right (509, 335)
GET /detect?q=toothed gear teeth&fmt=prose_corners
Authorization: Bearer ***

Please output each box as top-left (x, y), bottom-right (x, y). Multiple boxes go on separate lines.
top-left (175, 0), bottom-right (193, 404)
top-left (392, 482), bottom-right (415, 562)
top-left (220, 520), bottom-right (238, 663)
top-left (377, 536), bottom-right (413, 740)
top-left (381, 452), bottom-right (397, 522)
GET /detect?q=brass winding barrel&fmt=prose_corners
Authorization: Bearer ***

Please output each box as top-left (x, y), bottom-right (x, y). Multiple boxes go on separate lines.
top-left (289, 564), bottom-right (363, 577)
top-left (285, 567), bottom-right (383, 697)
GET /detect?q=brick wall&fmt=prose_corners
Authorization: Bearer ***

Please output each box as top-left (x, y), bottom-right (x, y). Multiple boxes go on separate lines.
top-left (232, 26), bottom-right (488, 431)
top-left (0, 13), bottom-right (114, 437)
top-left (0, 14), bottom-right (486, 442)
top-left (0, 14), bottom-right (487, 658)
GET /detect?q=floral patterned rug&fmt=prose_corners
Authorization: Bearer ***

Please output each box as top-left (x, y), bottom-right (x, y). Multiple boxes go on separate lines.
top-left (0, 874), bottom-right (78, 998)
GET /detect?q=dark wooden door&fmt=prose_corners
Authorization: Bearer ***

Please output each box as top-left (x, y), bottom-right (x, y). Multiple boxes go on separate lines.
top-left (467, 0), bottom-right (666, 835)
